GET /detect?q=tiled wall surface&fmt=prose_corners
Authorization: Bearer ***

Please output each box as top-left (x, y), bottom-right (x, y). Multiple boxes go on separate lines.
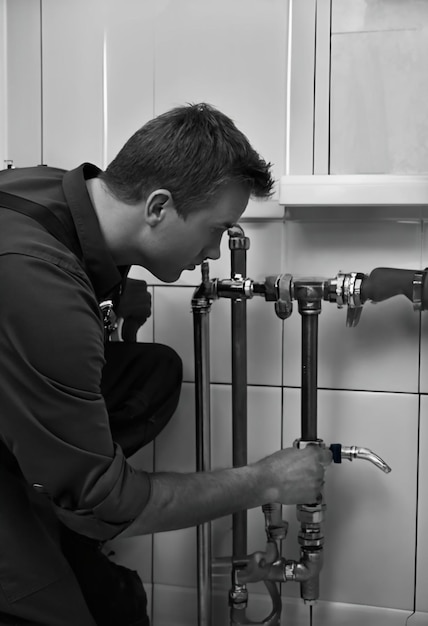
top-left (3, 0), bottom-right (428, 624)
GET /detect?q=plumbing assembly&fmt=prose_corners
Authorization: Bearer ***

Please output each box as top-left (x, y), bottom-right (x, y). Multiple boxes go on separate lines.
top-left (192, 225), bottom-right (424, 626)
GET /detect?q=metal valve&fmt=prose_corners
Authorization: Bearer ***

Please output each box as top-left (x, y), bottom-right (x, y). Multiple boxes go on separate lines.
top-left (264, 274), bottom-right (293, 319)
top-left (326, 272), bottom-right (367, 327)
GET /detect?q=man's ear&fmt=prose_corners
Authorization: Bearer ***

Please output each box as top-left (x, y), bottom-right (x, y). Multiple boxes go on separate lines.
top-left (145, 189), bottom-right (174, 225)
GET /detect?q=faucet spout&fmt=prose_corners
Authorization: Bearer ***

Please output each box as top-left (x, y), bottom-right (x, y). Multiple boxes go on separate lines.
top-left (332, 444), bottom-right (392, 473)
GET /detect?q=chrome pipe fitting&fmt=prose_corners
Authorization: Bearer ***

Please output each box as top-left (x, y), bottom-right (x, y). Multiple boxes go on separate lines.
top-left (215, 277), bottom-right (254, 299)
top-left (262, 503), bottom-right (288, 542)
top-left (325, 271), bottom-right (367, 326)
top-left (341, 445), bottom-right (392, 474)
top-left (330, 443), bottom-right (392, 473)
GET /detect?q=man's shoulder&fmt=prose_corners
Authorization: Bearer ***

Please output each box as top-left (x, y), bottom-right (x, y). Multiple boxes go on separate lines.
top-left (0, 165), bottom-right (68, 207)
top-left (0, 210), bottom-right (85, 278)
top-left (0, 165), bottom-right (66, 185)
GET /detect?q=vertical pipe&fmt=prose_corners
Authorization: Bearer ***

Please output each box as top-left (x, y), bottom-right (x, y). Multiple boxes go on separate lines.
top-left (231, 295), bottom-right (247, 558)
top-left (193, 298), bottom-right (212, 626)
top-left (229, 229), bottom-right (249, 560)
top-left (300, 312), bottom-right (318, 441)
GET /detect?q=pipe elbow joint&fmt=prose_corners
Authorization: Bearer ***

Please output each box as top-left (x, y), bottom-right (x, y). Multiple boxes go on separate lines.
top-left (292, 550), bottom-right (323, 583)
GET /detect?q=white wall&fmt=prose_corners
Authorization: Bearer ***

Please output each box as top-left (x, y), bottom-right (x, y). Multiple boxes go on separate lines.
top-left (3, 0), bottom-right (428, 624)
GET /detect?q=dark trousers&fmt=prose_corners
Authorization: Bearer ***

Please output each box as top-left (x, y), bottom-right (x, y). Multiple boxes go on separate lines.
top-left (0, 342), bottom-right (182, 626)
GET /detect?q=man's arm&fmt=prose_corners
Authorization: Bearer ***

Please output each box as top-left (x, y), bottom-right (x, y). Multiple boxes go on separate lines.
top-left (117, 445), bottom-right (331, 537)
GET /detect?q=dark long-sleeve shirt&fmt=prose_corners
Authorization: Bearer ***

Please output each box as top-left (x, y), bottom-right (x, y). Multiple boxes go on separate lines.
top-left (0, 163), bottom-right (151, 540)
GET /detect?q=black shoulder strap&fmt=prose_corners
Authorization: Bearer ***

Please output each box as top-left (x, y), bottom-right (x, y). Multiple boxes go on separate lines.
top-left (0, 190), bottom-right (82, 260)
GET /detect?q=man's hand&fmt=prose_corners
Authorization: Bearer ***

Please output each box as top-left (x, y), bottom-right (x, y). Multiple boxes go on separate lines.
top-left (116, 279), bottom-right (152, 342)
top-left (254, 445), bottom-right (332, 505)
top-left (117, 445), bottom-right (332, 537)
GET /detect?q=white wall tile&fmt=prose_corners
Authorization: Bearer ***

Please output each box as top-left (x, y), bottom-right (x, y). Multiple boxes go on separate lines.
top-left (209, 295), bottom-right (283, 387)
top-left (283, 220), bottom-right (421, 392)
top-left (210, 384), bottom-right (232, 472)
top-left (244, 221), bottom-right (285, 283)
top-left (153, 286), bottom-right (195, 382)
top-left (284, 220), bottom-right (422, 282)
top-left (210, 382), bottom-right (283, 471)
top-left (282, 388), bottom-right (418, 610)
top-left (152, 383), bottom-right (197, 586)
top-left (108, 535), bottom-right (153, 585)
top-left (247, 297), bottom-right (283, 387)
top-left (135, 285), bottom-right (154, 343)
top-left (153, 584), bottom-right (197, 626)
top-left (415, 396), bottom-right (428, 612)
top-left (155, 382), bottom-right (196, 473)
top-left (154, 0), bottom-right (288, 198)
top-left (153, 526), bottom-right (197, 587)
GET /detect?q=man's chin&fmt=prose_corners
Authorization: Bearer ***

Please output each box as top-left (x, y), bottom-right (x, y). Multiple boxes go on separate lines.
top-left (151, 265), bottom-right (197, 284)
top-left (159, 269), bottom-right (184, 284)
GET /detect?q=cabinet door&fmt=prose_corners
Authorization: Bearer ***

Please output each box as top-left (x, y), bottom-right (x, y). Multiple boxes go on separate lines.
top-left (42, 0), bottom-right (104, 169)
top-left (42, 0), bottom-right (155, 170)
top-left (5, 0), bottom-right (42, 167)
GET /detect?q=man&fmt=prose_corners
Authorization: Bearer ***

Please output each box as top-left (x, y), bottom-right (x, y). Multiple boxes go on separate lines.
top-left (0, 103), bottom-right (331, 625)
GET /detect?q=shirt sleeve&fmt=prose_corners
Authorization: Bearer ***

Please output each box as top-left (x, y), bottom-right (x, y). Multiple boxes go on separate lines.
top-left (0, 251), bottom-right (151, 540)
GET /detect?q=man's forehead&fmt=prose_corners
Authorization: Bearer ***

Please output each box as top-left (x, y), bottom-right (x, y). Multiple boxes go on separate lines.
top-left (211, 184), bottom-right (250, 218)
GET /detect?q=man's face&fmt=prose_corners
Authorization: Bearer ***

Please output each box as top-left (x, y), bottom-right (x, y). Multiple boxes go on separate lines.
top-left (146, 183), bottom-right (250, 283)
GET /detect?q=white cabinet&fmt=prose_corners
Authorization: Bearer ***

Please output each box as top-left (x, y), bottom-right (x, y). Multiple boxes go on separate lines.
top-left (5, 0), bottom-right (41, 167)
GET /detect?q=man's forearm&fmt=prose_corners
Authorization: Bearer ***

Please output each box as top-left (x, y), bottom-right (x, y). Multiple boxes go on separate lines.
top-left (118, 464), bottom-right (272, 538)
top-left (116, 446), bottom-right (331, 539)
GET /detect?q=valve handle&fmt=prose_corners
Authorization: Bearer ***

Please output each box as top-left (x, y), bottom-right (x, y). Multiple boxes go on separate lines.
top-left (274, 274), bottom-right (293, 320)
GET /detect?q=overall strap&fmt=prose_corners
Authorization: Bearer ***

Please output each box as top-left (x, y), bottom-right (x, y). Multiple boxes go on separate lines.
top-left (0, 190), bottom-right (82, 260)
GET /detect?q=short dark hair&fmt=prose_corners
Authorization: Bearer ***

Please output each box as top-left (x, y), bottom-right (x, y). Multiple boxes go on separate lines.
top-left (100, 103), bottom-right (274, 217)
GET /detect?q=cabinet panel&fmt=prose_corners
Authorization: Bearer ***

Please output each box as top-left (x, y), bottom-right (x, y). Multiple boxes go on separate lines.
top-left (42, 0), bottom-right (155, 170)
top-left (6, 0), bottom-right (41, 167)
top-left (330, 29), bottom-right (428, 175)
top-left (104, 0), bottom-right (154, 164)
top-left (42, 0), bottom-right (104, 169)
top-left (155, 0), bottom-right (289, 198)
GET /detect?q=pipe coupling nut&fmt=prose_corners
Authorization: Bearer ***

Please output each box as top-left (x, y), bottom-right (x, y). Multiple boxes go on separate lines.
top-left (297, 503), bottom-right (326, 524)
top-left (229, 585), bottom-right (248, 608)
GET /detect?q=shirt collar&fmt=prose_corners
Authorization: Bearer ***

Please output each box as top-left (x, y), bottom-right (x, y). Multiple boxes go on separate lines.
top-left (62, 163), bottom-right (124, 300)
